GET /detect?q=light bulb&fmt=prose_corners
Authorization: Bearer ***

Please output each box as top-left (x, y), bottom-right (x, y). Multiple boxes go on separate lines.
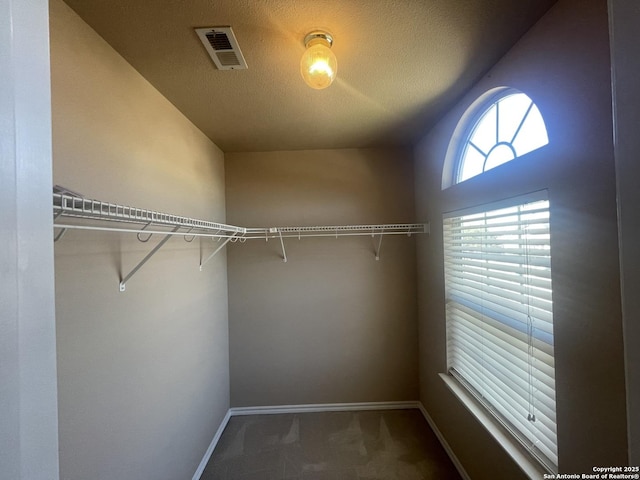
top-left (300, 32), bottom-right (337, 90)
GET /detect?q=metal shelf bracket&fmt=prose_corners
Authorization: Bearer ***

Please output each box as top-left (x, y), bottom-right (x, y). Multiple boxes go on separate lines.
top-left (119, 226), bottom-right (180, 291)
top-left (200, 233), bottom-right (236, 271)
top-left (54, 227), bottom-right (67, 242)
top-left (374, 231), bottom-right (384, 260)
top-left (278, 230), bottom-right (287, 263)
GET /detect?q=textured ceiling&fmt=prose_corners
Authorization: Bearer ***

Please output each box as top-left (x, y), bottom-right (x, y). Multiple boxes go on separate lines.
top-left (62, 0), bottom-right (557, 152)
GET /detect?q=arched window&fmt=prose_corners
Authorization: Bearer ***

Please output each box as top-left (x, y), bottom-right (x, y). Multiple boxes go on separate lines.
top-left (441, 88), bottom-right (557, 472)
top-left (447, 88), bottom-right (548, 186)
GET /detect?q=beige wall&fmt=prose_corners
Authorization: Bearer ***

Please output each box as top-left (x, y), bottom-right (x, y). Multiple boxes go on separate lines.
top-left (415, 0), bottom-right (628, 477)
top-left (609, 0), bottom-right (640, 465)
top-left (225, 149), bottom-right (419, 406)
top-left (50, 1), bottom-right (229, 479)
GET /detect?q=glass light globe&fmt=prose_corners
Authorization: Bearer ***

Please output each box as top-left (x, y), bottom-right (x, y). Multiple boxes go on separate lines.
top-left (300, 37), bottom-right (337, 90)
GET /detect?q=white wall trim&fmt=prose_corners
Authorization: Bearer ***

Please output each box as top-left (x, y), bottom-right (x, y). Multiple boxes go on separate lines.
top-left (440, 373), bottom-right (548, 480)
top-left (0, 0), bottom-right (59, 478)
top-left (191, 409), bottom-right (232, 480)
top-left (417, 402), bottom-right (471, 480)
top-left (193, 400), bottom-right (471, 480)
top-left (229, 401), bottom-right (420, 416)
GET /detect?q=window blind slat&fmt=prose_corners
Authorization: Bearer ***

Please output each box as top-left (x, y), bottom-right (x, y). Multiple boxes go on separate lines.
top-left (448, 288), bottom-right (554, 341)
top-left (444, 259), bottom-right (551, 279)
top-left (446, 204), bottom-right (550, 222)
top-left (460, 213), bottom-right (550, 224)
top-left (446, 237), bottom-right (550, 247)
top-left (450, 352), bottom-right (557, 432)
top-left (448, 360), bottom-right (558, 458)
top-left (444, 250), bottom-right (551, 268)
top-left (445, 264), bottom-right (552, 288)
top-left (445, 222), bottom-right (550, 233)
top-left (449, 278), bottom-right (553, 317)
top-left (449, 349), bottom-right (557, 433)
top-left (449, 302), bottom-right (556, 363)
top-left (447, 270), bottom-right (552, 303)
top-left (447, 306), bottom-right (556, 391)
top-left (447, 317), bottom-right (557, 407)
top-left (451, 368), bottom-right (558, 466)
top-left (448, 306), bottom-right (556, 383)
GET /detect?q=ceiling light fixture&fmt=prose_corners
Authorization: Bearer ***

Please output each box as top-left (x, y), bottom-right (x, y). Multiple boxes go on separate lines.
top-left (300, 31), bottom-right (337, 90)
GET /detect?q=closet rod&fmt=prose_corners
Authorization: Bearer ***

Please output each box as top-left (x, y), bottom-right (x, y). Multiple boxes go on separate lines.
top-left (53, 223), bottom-right (239, 239)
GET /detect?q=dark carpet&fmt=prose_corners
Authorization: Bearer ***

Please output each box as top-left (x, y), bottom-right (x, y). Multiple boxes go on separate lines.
top-left (200, 409), bottom-right (462, 480)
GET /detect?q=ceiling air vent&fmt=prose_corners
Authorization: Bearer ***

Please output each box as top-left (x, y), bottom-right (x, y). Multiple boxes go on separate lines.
top-left (195, 26), bottom-right (248, 70)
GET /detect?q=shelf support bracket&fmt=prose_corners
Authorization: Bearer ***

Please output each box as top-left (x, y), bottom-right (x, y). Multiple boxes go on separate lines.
top-left (374, 232), bottom-right (384, 260)
top-left (278, 230), bottom-right (287, 263)
top-left (119, 226), bottom-right (180, 292)
top-left (200, 233), bottom-right (236, 271)
top-left (54, 227), bottom-right (67, 243)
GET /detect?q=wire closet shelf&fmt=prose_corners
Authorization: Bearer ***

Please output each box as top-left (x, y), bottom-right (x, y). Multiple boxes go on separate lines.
top-left (52, 189), bottom-right (429, 290)
top-left (53, 190), bottom-right (245, 240)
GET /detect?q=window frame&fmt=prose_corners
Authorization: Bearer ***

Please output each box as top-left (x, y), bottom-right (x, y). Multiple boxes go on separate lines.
top-left (442, 87), bottom-right (548, 190)
top-left (442, 191), bottom-right (557, 473)
top-left (440, 87), bottom-right (557, 475)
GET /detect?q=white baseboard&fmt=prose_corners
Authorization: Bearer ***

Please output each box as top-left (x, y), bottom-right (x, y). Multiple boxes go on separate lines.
top-left (193, 401), bottom-right (469, 480)
top-left (192, 408), bottom-right (232, 480)
top-left (417, 402), bottom-right (471, 480)
top-left (229, 400), bottom-right (421, 416)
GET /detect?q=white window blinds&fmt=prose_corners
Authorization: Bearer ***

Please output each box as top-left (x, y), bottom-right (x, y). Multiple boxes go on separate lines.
top-left (443, 194), bottom-right (557, 471)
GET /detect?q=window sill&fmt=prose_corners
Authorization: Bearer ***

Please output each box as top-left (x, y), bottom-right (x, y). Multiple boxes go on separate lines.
top-left (439, 373), bottom-right (551, 480)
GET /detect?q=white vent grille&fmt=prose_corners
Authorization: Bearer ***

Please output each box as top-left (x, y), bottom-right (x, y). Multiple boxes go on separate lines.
top-left (195, 26), bottom-right (248, 70)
